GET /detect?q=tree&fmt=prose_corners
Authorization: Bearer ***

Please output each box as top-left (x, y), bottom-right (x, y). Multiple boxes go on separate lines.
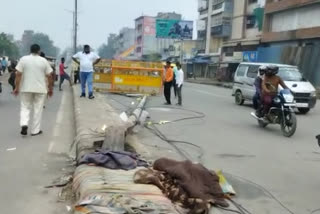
top-left (0, 33), bottom-right (19, 59)
top-left (20, 30), bottom-right (60, 57)
top-left (98, 34), bottom-right (118, 59)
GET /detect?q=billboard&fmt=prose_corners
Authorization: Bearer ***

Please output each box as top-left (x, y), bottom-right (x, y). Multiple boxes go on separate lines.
top-left (156, 19), bottom-right (193, 39)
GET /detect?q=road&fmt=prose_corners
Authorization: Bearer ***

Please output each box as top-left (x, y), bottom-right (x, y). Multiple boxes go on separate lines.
top-left (109, 82), bottom-right (320, 214)
top-left (0, 76), bottom-right (74, 214)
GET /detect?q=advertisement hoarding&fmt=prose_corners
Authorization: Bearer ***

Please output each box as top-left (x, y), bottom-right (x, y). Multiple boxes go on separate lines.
top-left (156, 19), bottom-right (193, 39)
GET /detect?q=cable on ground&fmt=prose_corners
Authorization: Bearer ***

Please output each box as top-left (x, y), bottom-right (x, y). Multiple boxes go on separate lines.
top-left (224, 172), bottom-right (296, 214)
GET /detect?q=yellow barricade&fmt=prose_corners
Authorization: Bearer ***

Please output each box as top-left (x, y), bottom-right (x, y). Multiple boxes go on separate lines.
top-left (93, 59), bottom-right (112, 92)
top-left (111, 60), bottom-right (163, 95)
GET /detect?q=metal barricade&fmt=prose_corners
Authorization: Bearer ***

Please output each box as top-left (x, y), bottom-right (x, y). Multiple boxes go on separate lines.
top-left (93, 59), bottom-right (112, 92)
top-left (111, 60), bottom-right (163, 95)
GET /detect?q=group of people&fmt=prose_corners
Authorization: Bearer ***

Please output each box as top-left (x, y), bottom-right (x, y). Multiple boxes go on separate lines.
top-left (253, 65), bottom-right (288, 118)
top-left (163, 61), bottom-right (184, 106)
top-left (9, 43), bottom-right (100, 136)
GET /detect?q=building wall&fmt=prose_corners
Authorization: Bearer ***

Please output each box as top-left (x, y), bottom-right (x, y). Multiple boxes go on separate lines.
top-left (271, 4), bottom-right (320, 32)
top-left (257, 42), bottom-right (320, 86)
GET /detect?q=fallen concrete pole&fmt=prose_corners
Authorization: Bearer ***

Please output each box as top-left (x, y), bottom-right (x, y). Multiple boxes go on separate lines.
top-left (101, 95), bottom-right (148, 151)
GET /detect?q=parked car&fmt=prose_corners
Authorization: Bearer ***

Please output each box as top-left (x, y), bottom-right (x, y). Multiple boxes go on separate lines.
top-left (232, 62), bottom-right (317, 114)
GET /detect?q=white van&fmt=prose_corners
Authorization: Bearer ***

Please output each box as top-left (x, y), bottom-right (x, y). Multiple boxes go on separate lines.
top-left (233, 62), bottom-right (317, 114)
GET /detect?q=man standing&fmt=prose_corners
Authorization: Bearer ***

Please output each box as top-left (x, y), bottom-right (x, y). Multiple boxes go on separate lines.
top-left (173, 64), bottom-right (178, 98)
top-left (14, 44), bottom-right (53, 136)
top-left (72, 45), bottom-right (100, 99)
top-left (175, 62), bottom-right (184, 106)
top-left (163, 61), bottom-right (174, 105)
top-left (59, 57), bottom-right (72, 91)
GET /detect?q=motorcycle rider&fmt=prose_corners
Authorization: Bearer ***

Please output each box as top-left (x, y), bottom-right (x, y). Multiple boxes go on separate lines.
top-left (253, 66), bottom-right (267, 117)
top-left (261, 65), bottom-right (289, 117)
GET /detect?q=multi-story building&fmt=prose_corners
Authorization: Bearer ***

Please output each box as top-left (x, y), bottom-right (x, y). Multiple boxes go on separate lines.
top-left (197, 0), bottom-right (234, 61)
top-left (134, 16), bottom-right (157, 59)
top-left (197, 0), bottom-right (265, 60)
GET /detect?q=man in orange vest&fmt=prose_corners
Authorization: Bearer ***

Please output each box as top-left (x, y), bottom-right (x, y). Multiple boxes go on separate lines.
top-left (163, 61), bottom-right (174, 105)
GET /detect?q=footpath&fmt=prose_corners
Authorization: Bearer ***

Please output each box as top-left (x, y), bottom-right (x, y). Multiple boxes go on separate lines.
top-left (68, 85), bottom-right (239, 214)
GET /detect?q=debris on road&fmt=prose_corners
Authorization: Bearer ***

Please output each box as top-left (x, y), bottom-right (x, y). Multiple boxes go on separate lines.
top-left (6, 147), bottom-right (16, 151)
top-left (78, 149), bottom-right (148, 170)
top-left (134, 158), bottom-right (229, 214)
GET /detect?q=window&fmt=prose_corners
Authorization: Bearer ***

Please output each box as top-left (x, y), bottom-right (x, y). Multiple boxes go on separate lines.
top-left (247, 65), bottom-right (260, 78)
top-left (136, 47), bottom-right (142, 53)
top-left (246, 15), bottom-right (256, 29)
top-left (236, 65), bottom-right (248, 77)
top-left (212, 3), bottom-right (223, 10)
top-left (248, 0), bottom-right (257, 3)
top-left (225, 47), bottom-right (234, 57)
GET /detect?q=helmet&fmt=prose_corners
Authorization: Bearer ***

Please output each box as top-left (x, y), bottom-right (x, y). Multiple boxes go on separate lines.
top-left (258, 65), bottom-right (268, 76)
top-left (265, 65), bottom-right (279, 76)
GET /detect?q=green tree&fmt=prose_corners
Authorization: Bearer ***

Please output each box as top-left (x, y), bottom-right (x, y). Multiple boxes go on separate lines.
top-left (0, 33), bottom-right (19, 59)
top-left (20, 30), bottom-right (60, 57)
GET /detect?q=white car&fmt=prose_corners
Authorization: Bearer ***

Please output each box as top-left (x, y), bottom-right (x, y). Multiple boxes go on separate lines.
top-left (233, 62), bottom-right (317, 114)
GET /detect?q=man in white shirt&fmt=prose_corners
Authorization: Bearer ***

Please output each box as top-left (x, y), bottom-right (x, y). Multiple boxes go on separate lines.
top-left (72, 45), bottom-right (100, 99)
top-left (175, 62), bottom-right (184, 106)
top-left (14, 44), bottom-right (54, 136)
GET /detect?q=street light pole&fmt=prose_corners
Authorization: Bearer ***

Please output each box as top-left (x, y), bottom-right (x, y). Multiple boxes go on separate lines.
top-left (74, 0), bottom-right (78, 54)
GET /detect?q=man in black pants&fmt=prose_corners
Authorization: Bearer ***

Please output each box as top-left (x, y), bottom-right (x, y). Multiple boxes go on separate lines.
top-left (163, 61), bottom-right (174, 105)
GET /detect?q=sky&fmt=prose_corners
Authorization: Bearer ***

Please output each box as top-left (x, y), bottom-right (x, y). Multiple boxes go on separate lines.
top-left (0, 0), bottom-right (198, 51)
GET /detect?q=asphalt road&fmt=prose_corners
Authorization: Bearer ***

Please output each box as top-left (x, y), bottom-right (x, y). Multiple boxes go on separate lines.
top-left (0, 76), bottom-right (74, 214)
top-left (109, 82), bottom-right (320, 214)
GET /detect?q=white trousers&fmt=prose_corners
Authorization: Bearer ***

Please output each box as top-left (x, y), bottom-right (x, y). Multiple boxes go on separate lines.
top-left (20, 92), bottom-right (46, 134)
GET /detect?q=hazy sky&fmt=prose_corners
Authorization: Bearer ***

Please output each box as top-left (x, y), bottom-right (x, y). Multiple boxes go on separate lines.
top-left (0, 0), bottom-right (198, 50)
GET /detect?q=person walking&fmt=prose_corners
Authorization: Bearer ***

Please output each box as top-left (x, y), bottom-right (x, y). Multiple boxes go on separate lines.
top-left (1, 57), bottom-right (7, 74)
top-left (14, 44), bottom-right (54, 136)
top-left (72, 45), bottom-right (100, 99)
top-left (59, 57), bottom-right (72, 91)
top-left (163, 61), bottom-right (174, 105)
top-left (8, 60), bottom-right (17, 92)
top-left (175, 62), bottom-right (184, 106)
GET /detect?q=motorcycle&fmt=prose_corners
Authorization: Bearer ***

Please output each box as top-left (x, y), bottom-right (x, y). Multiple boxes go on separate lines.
top-left (251, 89), bottom-right (297, 137)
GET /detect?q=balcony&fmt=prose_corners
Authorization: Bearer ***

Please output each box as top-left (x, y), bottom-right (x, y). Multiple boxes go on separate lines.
top-left (211, 24), bottom-right (231, 37)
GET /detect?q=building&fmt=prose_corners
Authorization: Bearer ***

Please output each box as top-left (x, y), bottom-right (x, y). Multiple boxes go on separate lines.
top-left (259, 0), bottom-right (320, 86)
top-left (196, 0), bottom-right (265, 80)
top-left (222, 0), bottom-right (265, 63)
top-left (114, 27), bottom-right (135, 59)
top-left (157, 12), bottom-right (182, 20)
top-left (134, 16), bottom-right (157, 59)
top-left (134, 13), bottom-right (183, 61)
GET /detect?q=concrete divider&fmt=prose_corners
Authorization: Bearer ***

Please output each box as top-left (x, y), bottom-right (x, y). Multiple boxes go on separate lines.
top-left (70, 86), bottom-right (125, 161)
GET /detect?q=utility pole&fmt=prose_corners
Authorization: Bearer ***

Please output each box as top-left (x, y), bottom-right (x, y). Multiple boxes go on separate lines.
top-left (74, 0), bottom-right (78, 54)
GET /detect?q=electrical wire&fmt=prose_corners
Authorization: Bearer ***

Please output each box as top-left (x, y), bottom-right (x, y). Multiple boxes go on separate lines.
top-left (224, 172), bottom-right (296, 214)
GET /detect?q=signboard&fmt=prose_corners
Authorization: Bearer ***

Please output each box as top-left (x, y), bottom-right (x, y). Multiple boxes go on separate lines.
top-left (243, 51), bottom-right (258, 62)
top-left (143, 17), bottom-right (156, 36)
top-left (156, 19), bottom-right (193, 39)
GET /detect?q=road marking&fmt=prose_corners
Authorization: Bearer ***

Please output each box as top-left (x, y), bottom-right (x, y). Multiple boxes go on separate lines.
top-left (48, 90), bottom-right (67, 153)
top-left (192, 89), bottom-right (230, 99)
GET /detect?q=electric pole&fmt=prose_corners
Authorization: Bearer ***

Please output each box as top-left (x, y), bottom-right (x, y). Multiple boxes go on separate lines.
top-left (74, 0), bottom-right (78, 54)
